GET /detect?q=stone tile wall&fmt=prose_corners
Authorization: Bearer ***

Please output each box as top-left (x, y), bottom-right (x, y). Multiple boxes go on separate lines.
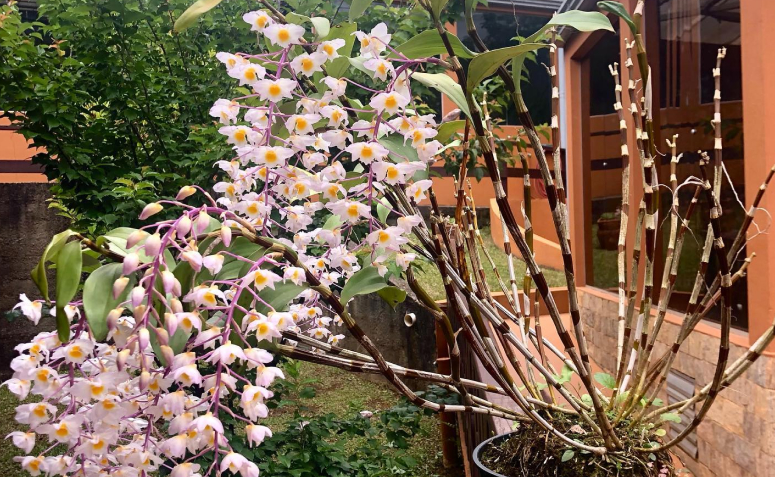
top-left (578, 287), bottom-right (775, 477)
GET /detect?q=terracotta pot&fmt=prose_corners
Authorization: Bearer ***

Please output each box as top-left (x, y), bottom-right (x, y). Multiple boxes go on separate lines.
top-left (596, 217), bottom-right (620, 251)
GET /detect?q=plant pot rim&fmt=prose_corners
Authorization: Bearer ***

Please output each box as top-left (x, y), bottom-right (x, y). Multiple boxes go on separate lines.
top-left (473, 430), bottom-right (520, 477)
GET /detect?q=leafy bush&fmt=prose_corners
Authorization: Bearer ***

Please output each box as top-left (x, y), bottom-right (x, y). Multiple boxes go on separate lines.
top-left (0, 0), bottom-right (459, 233)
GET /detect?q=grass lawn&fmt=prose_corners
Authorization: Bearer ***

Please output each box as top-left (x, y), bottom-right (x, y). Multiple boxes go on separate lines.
top-left (0, 361), bottom-right (449, 477)
top-left (412, 226), bottom-right (567, 301)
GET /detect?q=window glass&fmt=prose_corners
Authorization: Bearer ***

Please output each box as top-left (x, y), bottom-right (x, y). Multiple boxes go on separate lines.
top-left (456, 11), bottom-right (551, 125)
top-left (658, 0), bottom-right (747, 329)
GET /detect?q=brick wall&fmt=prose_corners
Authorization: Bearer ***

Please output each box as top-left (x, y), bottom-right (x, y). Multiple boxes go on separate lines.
top-left (579, 287), bottom-right (775, 477)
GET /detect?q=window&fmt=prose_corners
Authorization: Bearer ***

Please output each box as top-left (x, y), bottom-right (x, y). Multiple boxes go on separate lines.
top-left (658, 0), bottom-right (747, 329)
top-left (666, 370), bottom-right (698, 458)
top-left (456, 11), bottom-right (552, 125)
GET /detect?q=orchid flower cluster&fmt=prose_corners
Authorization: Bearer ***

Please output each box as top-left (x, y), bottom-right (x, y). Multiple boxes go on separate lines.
top-left (4, 8), bottom-right (443, 477)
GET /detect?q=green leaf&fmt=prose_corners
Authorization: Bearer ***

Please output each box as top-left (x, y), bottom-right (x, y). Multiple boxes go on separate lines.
top-left (594, 372), bottom-right (617, 390)
top-left (340, 265), bottom-right (388, 305)
top-left (654, 428), bottom-right (667, 437)
top-left (561, 449), bottom-right (575, 462)
top-left (324, 22), bottom-right (357, 78)
top-left (546, 9), bottom-right (615, 34)
top-left (32, 229), bottom-right (76, 301)
top-left (323, 214), bottom-right (344, 230)
top-left (466, 43), bottom-right (546, 93)
top-left (254, 282), bottom-right (308, 314)
top-left (597, 1), bottom-right (637, 34)
top-left (285, 13), bottom-right (330, 40)
top-left (174, 0), bottom-right (223, 32)
top-left (83, 263), bottom-right (133, 341)
top-left (391, 30), bottom-right (476, 60)
top-left (55, 240), bottom-right (83, 342)
top-left (436, 119), bottom-right (466, 142)
top-left (660, 413), bottom-right (682, 424)
top-left (430, 0), bottom-right (449, 21)
top-left (376, 286), bottom-right (407, 309)
top-left (411, 72), bottom-right (471, 119)
top-left (349, 0), bottom-right (374, 22)
top-left (310, 18), bottom-right (331, 40)
top-left (376, 198), bottom-right (391, 223)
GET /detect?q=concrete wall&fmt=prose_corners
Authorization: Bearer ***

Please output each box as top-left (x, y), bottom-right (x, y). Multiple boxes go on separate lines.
top-left (0, 183), bottom-right (70, 378)
top-left (343, 278), bottom-right (437, 390)
top-left (578, 287), bottom-right (775, 477)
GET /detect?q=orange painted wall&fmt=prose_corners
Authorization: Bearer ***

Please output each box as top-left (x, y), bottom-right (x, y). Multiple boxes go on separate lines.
top-left (0, 116), bottom-right (46, 183)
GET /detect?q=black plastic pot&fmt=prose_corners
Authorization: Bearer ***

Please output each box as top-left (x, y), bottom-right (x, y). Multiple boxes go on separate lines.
top-left (472, 431), bottom-right (518, 477)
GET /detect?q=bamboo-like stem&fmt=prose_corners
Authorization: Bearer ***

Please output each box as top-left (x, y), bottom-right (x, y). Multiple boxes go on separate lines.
top-left (609, 61), bottom-right (630, 374)
top-left (453, 3), bottom-right (617, 447)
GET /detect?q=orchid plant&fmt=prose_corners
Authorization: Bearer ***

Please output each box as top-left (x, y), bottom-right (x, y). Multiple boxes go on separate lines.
top-left (5, 0), bottom-right (774, 476)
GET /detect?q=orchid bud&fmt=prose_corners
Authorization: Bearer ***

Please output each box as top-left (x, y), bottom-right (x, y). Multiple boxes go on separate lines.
top-left (116, 349), bottom-right (130, 371)
top-left (126, 229), bottom-right (148, 249)
top-left (133, 305), bottom-right (146, 322)
top-left (221, 225), bottom-right (232, 247)
top-left (140, 353), bottom-right (154, 370)
top-left (155, 327), bottom-right (169, 346)
top-left (139, 202), bottom-right (163, 220)
top-left (113, 277), bottom-right (130, 299)
top-left (107, 307), bottom-right (124, 331)
top-left (165, 312), bottom-right (179, 336)
top-left (122, 252), bottom-right (140, 275)
top-left (130, 286), bottom-right (146, 307)
top-left (195, 210), bottom-right (211, 235)
top-left (162, 270), bottom-right (181, 296)
top-left (160, 345), bottom-right (175, 367)
top-left (170, 297), bottom-right (183, 314)
top-left (126, 339), bottom-right (138, 354)
top-left (177, 215), bottom-right (192, 237)
top-left (139, 371), bottom-right (151, 390)
top-left (176, 185), bottom-right (197, 200)
top-left (144, 233), bottom-right (162, 257)
top-left (138, 328), bottom-right (150, 352)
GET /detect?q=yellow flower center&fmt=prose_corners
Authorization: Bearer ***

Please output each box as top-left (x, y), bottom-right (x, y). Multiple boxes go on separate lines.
top-left (56, 424), bottom-right (69, 438)
top-left (255, 272), bottom-right (268, 286)
top-left (278, 28), bottom-right (290, 43)
top-left (244, 68), bottom-right (257, 81)
top-left (247, 203), bottom-right (259, 215)
top-left (257, 322), bottom-right (269, 335)
top-left (323, 44), bottom-right (335, 56)
top-left (203, 291), bottom-right (216, 305)
top-left (378, 230), bottom-right (390, 243)
top-left (295, 117), bottom-right (308, 130)
top-left (234, 129), bottom-right (247, 143)
top-left (268, 84), bottom-right (282, 97)
top-left (386, 166), bottom-right (399, 180)
top-left (257, 16), bottom-right (268, 28)
top-left (384, 95), bottom-right (397, 110)
top-left (294, 183), bottom-right (307, 194)
top-left (265, 149), bottom-right (278, 164)
top-left (377, 62), bottom-right (387, 75)
top-left (332, 110), bottom-right (342, 122)
top-left (68, 346), bottom-right (84, 360)
top-left (347, 204), bottom-right (360, 218)
top-left (361, 37), bottom-right (370, 48)
top-left (228, 58), bottom-right (237, 67)
top-left (361, 146), bottom-right (373, 159)
top-left (301, 58), bottom-right (314, 72)
top-left (33, 404), bottom-right (47, 418)
top-left (328, 185), bottom-right (339, 197)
